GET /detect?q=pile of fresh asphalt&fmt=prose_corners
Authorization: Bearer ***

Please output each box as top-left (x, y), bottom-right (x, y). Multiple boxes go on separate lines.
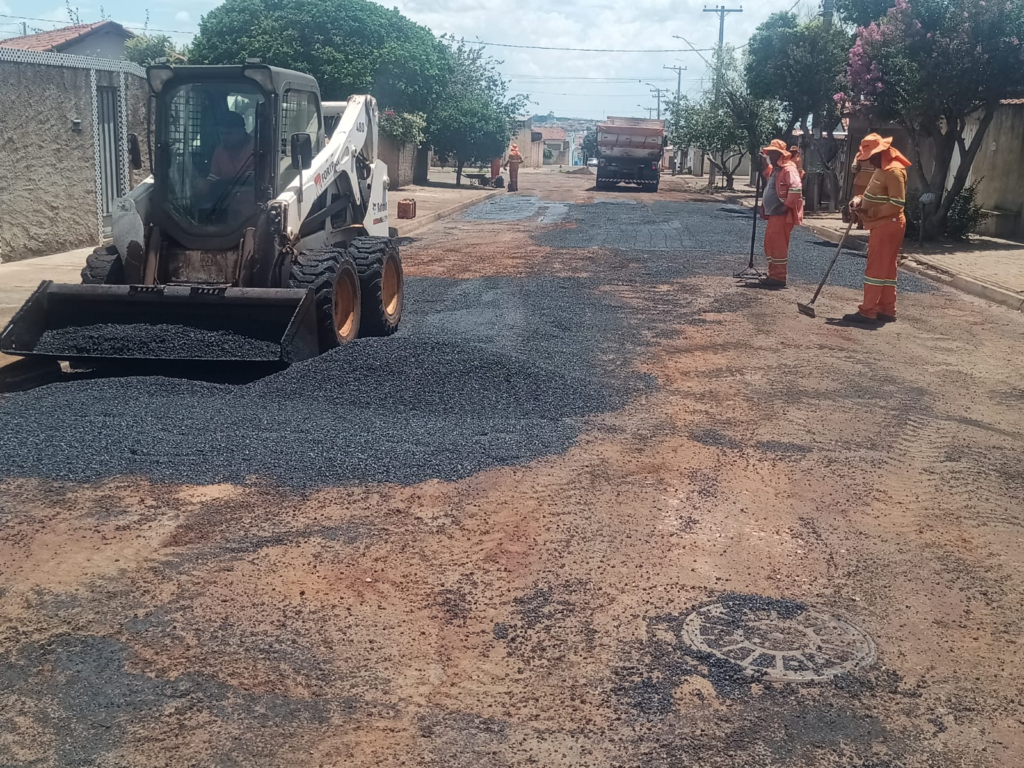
top-left (0, 276), bottom-right (649, 487)
top-left (33, 324), bottom-right (281, 361)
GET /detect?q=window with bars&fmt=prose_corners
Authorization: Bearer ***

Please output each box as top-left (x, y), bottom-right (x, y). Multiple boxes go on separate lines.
top-left (162, 81), bottom-right (264, 233)
top-left (280, 89), bottom-right (321, 189)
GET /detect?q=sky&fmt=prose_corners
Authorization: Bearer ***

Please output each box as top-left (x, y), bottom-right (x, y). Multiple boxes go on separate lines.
top-left (0, 0), bottom-right (816, 120)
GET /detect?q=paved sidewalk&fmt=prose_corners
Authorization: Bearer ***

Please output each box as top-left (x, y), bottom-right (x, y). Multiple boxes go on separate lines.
top-left (389, 176), bottom-right (501, 236)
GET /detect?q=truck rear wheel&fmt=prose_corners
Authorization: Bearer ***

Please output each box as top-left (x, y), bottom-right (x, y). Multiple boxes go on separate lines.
top-left (349, 236), bottom-right (403, 337)
top-left (289, 248), bottom-right (362, 350)
top-left (81, 244), bottom-right (125, 285)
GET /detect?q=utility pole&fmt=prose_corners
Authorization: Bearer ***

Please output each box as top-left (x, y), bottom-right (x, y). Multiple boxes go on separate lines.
top-left (21, 21), bottom-right (28, 35)
top-left (822, 0), bottom-right (835, 30)
top-left (702, 4), bottom-right (742, 186)
top-left (663, 65), bottom-right (687, 101)
top-left (645, 84), bottom-right (670, 120)
top-left (637, 105), bottom-right (656, 119)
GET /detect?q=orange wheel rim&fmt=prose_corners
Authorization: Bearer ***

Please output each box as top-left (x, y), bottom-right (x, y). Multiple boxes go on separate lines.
top-left (333, 273), bottom-right (357, 341)
top-left (382, 257), bottom-right (400, 318)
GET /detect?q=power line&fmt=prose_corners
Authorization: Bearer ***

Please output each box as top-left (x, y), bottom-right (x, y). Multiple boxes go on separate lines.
top-left (506, 75), bottom-right (680, 82)
top-left (476, 39), bottom-right (714, 53)
top-left (513, 90), bottom-right (675, 97)
top-left (0, 12), bottom-right (196, 34)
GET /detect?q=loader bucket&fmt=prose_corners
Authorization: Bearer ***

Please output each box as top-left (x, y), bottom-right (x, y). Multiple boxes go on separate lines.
top-left (0, 282), bottom-right (320, 365)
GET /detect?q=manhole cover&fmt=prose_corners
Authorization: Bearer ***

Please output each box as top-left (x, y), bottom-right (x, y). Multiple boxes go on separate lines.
top-left (681, 597), bottom-right (876, 683)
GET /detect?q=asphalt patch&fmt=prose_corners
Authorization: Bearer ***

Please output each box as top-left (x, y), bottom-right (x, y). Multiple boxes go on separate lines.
top-left (0, 276), bottom-right (648, 487)
top-left (33, 323), bottom-right (281, 361)
top-left (537, 200), bottom-right (935, 292)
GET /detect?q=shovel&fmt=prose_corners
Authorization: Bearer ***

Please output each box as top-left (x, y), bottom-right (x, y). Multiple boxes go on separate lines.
top-left (797, 218), bottom-right (856, 318)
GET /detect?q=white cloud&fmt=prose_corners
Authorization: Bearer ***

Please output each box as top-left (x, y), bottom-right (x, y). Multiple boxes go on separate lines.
top-left (392, 0), bottom-right (812, 119)
top-left (175, 10), bottom-right (190, 23)
top-left (0, 1), bottom-right (11, 16)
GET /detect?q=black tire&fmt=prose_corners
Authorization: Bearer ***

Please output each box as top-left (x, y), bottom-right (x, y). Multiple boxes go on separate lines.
top-left (348, 236), bottom-right (403, 337)
top-left (81, 244), bottom-right (125, 284)
top-left (288, 247), bottom-right (362, 351)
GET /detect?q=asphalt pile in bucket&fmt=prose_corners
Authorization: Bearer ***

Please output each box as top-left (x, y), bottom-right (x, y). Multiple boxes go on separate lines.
top-left (0, 275), bottom-right (649, 488)
top-left (34, 324), bottom-right (281, 361)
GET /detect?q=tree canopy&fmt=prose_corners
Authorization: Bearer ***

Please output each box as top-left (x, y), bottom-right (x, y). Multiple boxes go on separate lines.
top-left (669, 49), bottom-right (780, 189)
top-left (425, 39), bottom-right (529, 185)
top-left (846, 0), bottom-right (1024, 235)
top-left (745, 13), bottom-right (851, 135)
top-left (189, 0), bottom-right (452, 115)
top-left (835, 0), bottom-right (897, 28)
top-left (125, 34), bottom-right (188, 66)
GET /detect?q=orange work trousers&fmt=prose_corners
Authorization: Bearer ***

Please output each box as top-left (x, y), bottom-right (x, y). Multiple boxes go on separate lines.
top-left (764, 215), bottom-right (794, 282)
top-left (508, 164), bottom-right (520, 192)
top-left (859, 216), bottom-right (905, 319)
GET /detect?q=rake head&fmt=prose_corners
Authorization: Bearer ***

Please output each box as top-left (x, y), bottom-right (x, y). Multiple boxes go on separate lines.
top-left (796, 302), bottom-right (817, 318)
top-left (733, 266), bottom-right (764, 280)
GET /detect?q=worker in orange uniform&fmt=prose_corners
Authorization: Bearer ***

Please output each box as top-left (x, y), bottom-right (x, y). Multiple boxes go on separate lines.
top-left (758, 139), bottom-right (804, 288)
top-left (845, 133), bottom-right (910, 325)
top-left (789, 145), bottom-right (805, 180)
top-left (504, 144), bottom-right (524, 193)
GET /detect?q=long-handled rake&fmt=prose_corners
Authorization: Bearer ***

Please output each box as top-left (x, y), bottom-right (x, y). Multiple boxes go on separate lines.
top-left (796, 218), bottom-right (856, 318)
top-left (734, 172), bottom-right (765, 280)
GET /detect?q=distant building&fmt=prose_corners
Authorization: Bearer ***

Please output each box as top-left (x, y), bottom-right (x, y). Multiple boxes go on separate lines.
top-left (538, 127), bottom-right (569, 165)
top-left (510, 117), bottom-right (543, 168)
top-left (0, 21), bottom-right (134, 60)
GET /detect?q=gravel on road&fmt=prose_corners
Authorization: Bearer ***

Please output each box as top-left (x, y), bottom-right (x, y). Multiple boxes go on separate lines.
top-left (33, 323), bottom-right (282, 361)
top-left (0, 276), bottom-right (648, 487)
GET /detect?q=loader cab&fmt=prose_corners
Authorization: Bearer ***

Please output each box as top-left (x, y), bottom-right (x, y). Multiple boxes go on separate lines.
top-left (147, 63), bottom-right (323, 250)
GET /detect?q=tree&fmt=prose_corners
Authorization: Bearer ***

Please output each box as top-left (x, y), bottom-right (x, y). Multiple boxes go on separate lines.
top-left (189, 0), bottom-right (452, 115)
top-left (846, 0), bottom-right (1024, 237)
top-left (836, 0), bottom-right (896, 27)
top-left (125, 34), bottom-right (187, 66)
top-left (582, 127), bottom-right (598, 160)
top-left (745, 13), bottom-right (851, 209)
top-left (672, 48), bottom-right (780, 190)
top-left (425, 39), bottom-right (529, 185)
top-left (745, 13), bottom-right (850, 138)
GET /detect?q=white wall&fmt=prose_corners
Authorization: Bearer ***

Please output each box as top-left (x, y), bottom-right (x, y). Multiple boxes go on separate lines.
top-left (63, 31), bottom-right (128, 60)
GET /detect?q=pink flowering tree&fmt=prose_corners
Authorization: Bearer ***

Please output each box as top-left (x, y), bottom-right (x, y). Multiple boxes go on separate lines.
top-left (847, 0), bottom-right (1024, 237)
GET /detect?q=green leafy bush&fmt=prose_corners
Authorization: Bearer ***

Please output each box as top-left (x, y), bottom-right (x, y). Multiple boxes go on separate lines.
top-left (379, 110), bottom-right (426, 146)
top-left (943, 180), bottom-right (989, 241)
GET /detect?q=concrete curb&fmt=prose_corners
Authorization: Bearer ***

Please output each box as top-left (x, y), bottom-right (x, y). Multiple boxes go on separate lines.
top-left (901, 257), bottom-right (1024, 313)
top-left (802, 223), bottom-right (868, 253)
top-left (390, 189), bottom-right (504, 238)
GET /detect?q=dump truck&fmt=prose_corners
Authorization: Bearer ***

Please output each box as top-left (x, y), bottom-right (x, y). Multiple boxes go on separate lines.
top-left (0, 63), bottom-right (403, 366)
top-left (595, 117), bottom-right (666, 192)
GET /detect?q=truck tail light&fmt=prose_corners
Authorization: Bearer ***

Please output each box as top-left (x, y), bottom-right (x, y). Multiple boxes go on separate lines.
top-left (651, 161), bottom-right (658, 169)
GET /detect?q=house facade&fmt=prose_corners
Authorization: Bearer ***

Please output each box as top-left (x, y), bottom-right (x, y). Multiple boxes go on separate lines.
top-left (0, 46), bottom-right (149, 261)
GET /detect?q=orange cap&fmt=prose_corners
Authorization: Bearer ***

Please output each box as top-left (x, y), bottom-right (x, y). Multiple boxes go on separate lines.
top-left (761, 139), bottom-right (791, 159)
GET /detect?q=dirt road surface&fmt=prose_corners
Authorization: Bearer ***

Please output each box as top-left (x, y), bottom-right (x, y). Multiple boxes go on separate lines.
top-left (2, 172), bottom-right (1024, 767)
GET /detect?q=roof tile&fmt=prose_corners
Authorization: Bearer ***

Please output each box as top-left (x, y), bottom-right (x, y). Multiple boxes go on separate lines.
top-left (0, 21), bottom-right (131, 52)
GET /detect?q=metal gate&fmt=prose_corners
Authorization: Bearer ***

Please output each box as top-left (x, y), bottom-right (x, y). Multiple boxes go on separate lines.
top-left (96, 86), bottom-right (123, 221)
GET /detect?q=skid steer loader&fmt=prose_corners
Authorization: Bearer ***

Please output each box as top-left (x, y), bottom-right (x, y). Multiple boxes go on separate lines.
top-left (0, 62), bottom-right (403, 365)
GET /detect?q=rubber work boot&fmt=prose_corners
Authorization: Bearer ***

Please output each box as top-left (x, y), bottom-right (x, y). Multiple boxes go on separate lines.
top-left (758, 277), bottom-right (787, 289)
top-left (842, 312), bottom-right (880, 326)
top-left (877, 313), bottom-right (897, 323)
